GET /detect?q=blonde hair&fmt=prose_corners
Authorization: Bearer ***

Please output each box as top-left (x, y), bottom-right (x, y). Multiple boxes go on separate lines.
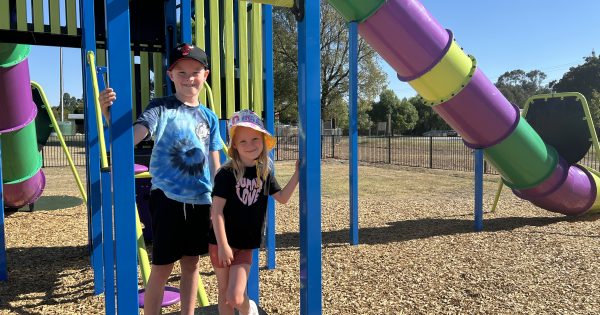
top-left (223, 133), bottom-right (272, 190)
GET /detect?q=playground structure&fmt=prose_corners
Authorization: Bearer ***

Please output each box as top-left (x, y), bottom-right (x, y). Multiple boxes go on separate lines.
top-left (1, 0), bottom-right (599, 314)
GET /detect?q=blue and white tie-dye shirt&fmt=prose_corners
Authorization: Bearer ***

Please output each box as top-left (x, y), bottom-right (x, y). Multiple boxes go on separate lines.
top-left (135, 95), bottom-right (223, 204)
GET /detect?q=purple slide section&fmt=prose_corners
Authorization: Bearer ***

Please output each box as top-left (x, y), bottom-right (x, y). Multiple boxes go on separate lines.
top-left (0, 59), bottom-right (37, 133)
top-left (433, 69), bottom-right (520, 148)
top-left (355, 0), bottom-right (600, 215)
top-left (3, 170), bottom-right (46, 209)
top-left (515, 165), bottom-right (596, 216)
top-left (358, 0), bottom-right (449, 80)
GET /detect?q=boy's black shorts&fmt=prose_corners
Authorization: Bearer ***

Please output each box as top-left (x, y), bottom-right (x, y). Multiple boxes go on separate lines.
top-left (149, 188), bottom-right (211, 265)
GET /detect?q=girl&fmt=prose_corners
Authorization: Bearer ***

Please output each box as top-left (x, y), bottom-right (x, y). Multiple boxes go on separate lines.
top-left (208, 109), bottom-right (299, 315)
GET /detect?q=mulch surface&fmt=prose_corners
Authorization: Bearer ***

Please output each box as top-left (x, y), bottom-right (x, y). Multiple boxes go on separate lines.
top-left (1, 161), bottom-right (600, 314)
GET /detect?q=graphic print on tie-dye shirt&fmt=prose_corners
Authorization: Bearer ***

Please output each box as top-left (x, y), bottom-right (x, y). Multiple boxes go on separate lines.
top-left (236, 177), bottom-right (260, 206)
top-left (137, 96), bottom-right (220, 204)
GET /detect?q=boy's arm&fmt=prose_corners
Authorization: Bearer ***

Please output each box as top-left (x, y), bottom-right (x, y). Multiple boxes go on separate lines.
top-left (100, 87), bottom-right (149, 146)
top-left (272, 160), bottom-right (300, 204)
top-left (209, 151), bottom-right (221, 181)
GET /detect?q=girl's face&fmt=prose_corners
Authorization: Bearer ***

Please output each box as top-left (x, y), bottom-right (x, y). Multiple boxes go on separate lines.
top-left (232, 126), bottom-right (264, 167)
top-left (167, 59), bottom-right (209, 101)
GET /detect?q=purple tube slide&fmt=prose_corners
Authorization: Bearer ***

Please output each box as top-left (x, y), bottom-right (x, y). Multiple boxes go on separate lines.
top-left (433, 68), bottom-right (519, 148)
top-left (3, 170), bottom-right (46, 208)
top-left (0, 59), bottom-right (37, 133)
top-left (358, 0), bottom-right (449, 80)
top-left (515, 165), bottom-right (596, 216)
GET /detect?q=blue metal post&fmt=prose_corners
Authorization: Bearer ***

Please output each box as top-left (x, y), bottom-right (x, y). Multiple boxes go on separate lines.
top-left (105, 0), bottom-right (138, 313)
top-left (101, 171), bottom-right (116, 313)
top-left (348, 22), bottom-right (359, 245)
top-left (263, 4), bottom-right (276, 270)
top-left (247, 250), bottom-right (259, 302)
top-left (297, 1), bottom-right (322, 314)
top-left (80, 0), bottom-right (104, 295)
top-left (0, 139), bottom-right (7, 281)
top-left (181, 0), bottom-right (192, 43)
top-left (474, 149), bottom-right (484, 231)
top-left (165, 0), bottom-right (177, 95)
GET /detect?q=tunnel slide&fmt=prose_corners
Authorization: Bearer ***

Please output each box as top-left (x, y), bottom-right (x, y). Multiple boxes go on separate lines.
top-left (0, 44), bottom-right (46, 209)
top-left (329, 0), bottom-right (600, 216)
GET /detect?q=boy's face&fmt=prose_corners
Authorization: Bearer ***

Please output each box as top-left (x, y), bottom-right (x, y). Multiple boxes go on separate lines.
top-left (167, 59), bottom-right (209, 99)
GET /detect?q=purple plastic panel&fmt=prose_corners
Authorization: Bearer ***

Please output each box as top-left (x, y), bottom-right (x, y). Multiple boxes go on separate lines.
top-left (359, 0), bottom-right (449, 79)
top-left (517, 165), bottom-right (596, 216)
top-left (512, 156), bottom-right (569, 198)
top-left (138, 286), bottom-right (180, 307)
top-left (433, 68), bottom-right (518, 149)
top-left (0, 59), bottom-right (37, 133)
top-left (134, 164), bottom-right (149, 174)
top-left (3, 169), bottom-right (46, 208)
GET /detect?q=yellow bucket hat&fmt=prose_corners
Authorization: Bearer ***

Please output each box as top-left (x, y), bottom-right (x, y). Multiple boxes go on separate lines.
top-left (228, 110), bottom-right (276, 155)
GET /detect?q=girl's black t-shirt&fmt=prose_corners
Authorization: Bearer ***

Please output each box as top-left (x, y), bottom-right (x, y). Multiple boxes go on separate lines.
top-left (208, 165), bottom-right (281, 249)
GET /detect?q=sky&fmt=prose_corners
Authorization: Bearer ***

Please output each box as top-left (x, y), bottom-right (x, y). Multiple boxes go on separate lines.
top-left (26, 1), bottom-right (600, 107)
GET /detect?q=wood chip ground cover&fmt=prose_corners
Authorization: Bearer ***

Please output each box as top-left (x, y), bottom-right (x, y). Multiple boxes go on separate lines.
top-left (1, 161), bottom-right (599, 314)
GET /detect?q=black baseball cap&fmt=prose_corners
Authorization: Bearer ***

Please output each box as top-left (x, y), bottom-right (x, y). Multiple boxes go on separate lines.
top-left (168, 43), bottom-right (209, 70)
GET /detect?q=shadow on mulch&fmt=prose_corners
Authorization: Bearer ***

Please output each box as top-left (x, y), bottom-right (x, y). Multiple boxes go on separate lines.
top-left (3, 195), bottom-right (83, 214)
top-left (0, 245), bottom-right (92, 313)
top-left (276, 213), bottom-right (600, 249)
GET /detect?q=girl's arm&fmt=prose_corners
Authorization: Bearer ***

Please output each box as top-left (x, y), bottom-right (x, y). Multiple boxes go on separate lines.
top-left (272, 160), bottom-right (300, 204)
top-left (211, 196), bottom-right (233, 266)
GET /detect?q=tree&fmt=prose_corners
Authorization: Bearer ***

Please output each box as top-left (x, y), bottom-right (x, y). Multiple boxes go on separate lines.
top-left (370, 89), bottom-right (418, 135)
top-left (495, 69), bottom-right (551, 108)
top-left (409, 96), bottom-right (450, 136)
top-left (273, 4), bottom-right (387, 125)
top-left (551, 52), bottom-right (600, 103)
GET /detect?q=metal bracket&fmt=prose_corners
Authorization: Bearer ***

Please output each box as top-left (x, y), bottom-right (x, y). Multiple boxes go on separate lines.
top-left (292, 0), bottom-right (304, 21)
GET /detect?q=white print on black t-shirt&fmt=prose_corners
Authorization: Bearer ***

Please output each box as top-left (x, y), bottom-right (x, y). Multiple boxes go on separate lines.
top-left (236, 178), bottom-right (260, 206)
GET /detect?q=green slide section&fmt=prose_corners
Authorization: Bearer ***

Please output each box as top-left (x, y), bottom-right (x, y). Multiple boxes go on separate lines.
top-left (484, 117), bottom-right (558, 190)
top-left (327, 0), bottom-right (385, 23)
top-left (1, 121), bottom-right (43, 184)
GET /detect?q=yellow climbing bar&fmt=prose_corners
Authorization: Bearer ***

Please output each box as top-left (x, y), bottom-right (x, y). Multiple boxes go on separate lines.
top-left (247, 0), bottom-right (294, 8)
top-left (239, 0), bottom-right (250, 109)
top-left (251, 3), bottom-right (263, 114)
top-left (209, 0), bottom-right (222, 118)
top-left (224, 0), bottom-right (235, 117)
top-left (86, 51), bottom-right (109, 169)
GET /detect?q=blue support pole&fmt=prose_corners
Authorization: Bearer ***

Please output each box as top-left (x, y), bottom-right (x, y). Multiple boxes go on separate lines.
top-left (263, 4), bottom-right (276, 270)
top-left (101, 171), bottom-right (116, 313)
top-left (105, 0), bottom-right (138, 313)
top-left (348, 22), bottom-right (359, 246)
top-left (79, 0), bottom-right (104, 295)
top-left (247, 249), bottom-right (259, 302)
top-left (181, 0), bottom-right (192, 43)
top-left (165, 0), bottom-right (178, 95)
top-left (297, 1), bottom-right (322, 314)
top-left (0, 139), bottom-right (7, 281)
top-left (219, 120), bottom-right (228, 163)
top-left (474, 149), bottom-right (484, 231)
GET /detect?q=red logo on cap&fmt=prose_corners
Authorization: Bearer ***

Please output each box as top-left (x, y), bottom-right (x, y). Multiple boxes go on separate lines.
top-left (180, 44), bottom-right (192, 56)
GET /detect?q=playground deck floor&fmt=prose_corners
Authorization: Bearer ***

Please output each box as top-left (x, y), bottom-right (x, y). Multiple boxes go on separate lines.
top-left (1, 160), bottom-right (600, 314)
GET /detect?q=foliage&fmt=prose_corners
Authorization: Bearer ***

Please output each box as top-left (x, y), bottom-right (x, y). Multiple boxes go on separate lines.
top-left (272, 4), bottom-right (387, 125)
top-left (495, 69), bottom-right (551, 108)
top-left (551, 53), bottom-right (600, 103)
top-left (370, 89), bottom-right (418, 135)
top-left (409, 97), bottom-right (450, 136)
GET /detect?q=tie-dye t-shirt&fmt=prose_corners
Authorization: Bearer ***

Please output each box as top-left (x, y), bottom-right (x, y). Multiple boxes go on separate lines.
top-left (207, 165), bottom-right (281, 249)
top-left (135, 95), bottom-right (222, 204)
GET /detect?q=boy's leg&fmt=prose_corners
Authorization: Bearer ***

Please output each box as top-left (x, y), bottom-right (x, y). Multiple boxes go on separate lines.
top-left (228, 264), bottom-right (251, 314)
top-left (179, 255), bottom-right (200, 315)
top-left (214, 267), bottom-right (235, 315)
top-left (144, 263), bottom-right (175, 315)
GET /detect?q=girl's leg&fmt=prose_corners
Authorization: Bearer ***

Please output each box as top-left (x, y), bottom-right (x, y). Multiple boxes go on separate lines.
top-left (179, 255), bottom-right (200, 315)
top-left (214, 266), bottom-right (235, 315)
top-left (144, 263), bottom-right (175, 315)
top-left (227, 264), bottom-right (251, 315)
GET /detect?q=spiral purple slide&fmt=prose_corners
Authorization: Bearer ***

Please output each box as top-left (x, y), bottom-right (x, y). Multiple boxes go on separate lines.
top-left (1, 43), bottom-right (46, 209)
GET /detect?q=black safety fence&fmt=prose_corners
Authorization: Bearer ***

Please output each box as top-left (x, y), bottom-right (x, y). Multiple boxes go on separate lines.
top-left (40, 134), bottom-right (600, 175)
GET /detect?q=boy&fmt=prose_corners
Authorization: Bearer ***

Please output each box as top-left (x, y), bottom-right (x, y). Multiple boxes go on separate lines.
top-left (100, 43), bottom-right (222, 315)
